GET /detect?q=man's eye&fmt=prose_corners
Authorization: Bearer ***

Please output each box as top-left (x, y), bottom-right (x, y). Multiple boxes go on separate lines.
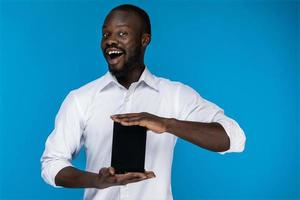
top-left (102, 33), bottom-right (109, 38)
top-left (119, 32), bottom-right (128, 37)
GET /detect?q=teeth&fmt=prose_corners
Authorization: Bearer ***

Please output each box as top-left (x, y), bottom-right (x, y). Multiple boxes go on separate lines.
top-left (108, 50), bottom-right (123, 55)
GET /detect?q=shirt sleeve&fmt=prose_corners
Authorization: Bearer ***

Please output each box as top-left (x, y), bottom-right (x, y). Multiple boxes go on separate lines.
top-left (176, 84), bottom-right (246, 154)
top-left (41, 91), bottom-right (85, 187)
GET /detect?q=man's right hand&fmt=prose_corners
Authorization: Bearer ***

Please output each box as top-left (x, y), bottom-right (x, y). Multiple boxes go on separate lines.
top-left (95, 167), bottom-right (155, 189)
top-left (55, 166), bottom-right (155, 189)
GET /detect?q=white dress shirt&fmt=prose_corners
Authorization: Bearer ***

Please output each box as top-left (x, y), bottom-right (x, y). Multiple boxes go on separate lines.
top-left (41, 67), bottom-right (245, 200)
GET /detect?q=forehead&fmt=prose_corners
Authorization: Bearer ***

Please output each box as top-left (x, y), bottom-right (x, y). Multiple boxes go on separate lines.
top-left (102, 10), bottom-right (143, 30)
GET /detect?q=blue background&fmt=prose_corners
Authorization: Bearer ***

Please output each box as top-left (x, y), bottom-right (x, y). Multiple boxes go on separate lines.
top-left (0, 0), bottom-right (299, 199)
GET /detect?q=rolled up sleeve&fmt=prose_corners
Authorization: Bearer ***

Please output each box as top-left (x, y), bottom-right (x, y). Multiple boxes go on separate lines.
top-left (41, 91), bottom-right (84, 187)
top-left (177, 84), bottom-right (246, 154)
top-left (213, 111), bottom-right (246, 154)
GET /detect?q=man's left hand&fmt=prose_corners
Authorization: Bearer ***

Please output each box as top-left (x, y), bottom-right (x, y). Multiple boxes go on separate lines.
top-left (111, 112), bottom-right (168, 133)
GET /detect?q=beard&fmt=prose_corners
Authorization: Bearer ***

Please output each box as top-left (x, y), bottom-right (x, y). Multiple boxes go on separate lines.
top-left (109, 47), bottom-right (142, 78)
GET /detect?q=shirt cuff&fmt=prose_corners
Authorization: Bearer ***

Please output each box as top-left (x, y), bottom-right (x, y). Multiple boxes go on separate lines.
top-left (216, 118), bottom-right (246, 154)
top-left (41, 160), bottom-right (73, 188)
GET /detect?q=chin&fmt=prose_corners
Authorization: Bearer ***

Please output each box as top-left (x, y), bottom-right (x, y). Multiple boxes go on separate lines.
top-left (108, 64), bottom-right (127, 77)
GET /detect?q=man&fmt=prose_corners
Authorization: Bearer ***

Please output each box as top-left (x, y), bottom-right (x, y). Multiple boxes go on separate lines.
top-left (41, 4), bottom-right (246, 200)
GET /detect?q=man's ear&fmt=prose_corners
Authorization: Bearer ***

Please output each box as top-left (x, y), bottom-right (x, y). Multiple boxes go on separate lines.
top-left (142, 34), bottom-right (151, 47)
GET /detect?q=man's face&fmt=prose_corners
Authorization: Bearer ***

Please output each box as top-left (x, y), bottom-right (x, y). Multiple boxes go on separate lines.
top-left (101, 10), bottom-right (145, 77)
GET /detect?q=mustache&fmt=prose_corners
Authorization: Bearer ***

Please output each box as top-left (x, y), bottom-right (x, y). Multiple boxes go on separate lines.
top-left (104, 44), bottom-right (125, 52)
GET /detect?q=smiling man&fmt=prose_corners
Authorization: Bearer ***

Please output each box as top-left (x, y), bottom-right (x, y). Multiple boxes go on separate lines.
top-left (41, 4), bottom-right (246, 200)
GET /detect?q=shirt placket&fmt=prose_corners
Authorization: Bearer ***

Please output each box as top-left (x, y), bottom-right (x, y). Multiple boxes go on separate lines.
top-left (123, 82), bottom-right (137, 112)
top-left (119, 83), bottom-right (137, 200)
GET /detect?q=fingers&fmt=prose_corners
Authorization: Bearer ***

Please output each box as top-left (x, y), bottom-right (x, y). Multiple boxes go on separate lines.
top-left (111, 115), bottom-right (143, 126)
top-left (115, 172), bottom-right (154, 185)
top-left (111, 113), bottom-right (151, 126)
top-left (144, 171), bottom-right (156, 178)
top-left (111, 113), bottom-right (142, 119)
top-left (120, 176), bottom-right (147, 185)
top-left (118, 117), bottom-right (145, 126)
top-left (116, 172), bottom-right (146, 181)
top-left (98, 167), bottom-right (156, 188)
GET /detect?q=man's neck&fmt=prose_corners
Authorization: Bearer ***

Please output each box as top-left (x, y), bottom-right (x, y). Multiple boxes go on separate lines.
top-left (116, 65), bottom-right (145, 89)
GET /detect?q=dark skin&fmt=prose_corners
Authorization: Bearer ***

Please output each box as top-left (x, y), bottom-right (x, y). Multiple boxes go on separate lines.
top-left (101, 10), bottom-right (150, 88)
top-left (55, 9), bottom-right (230, 189)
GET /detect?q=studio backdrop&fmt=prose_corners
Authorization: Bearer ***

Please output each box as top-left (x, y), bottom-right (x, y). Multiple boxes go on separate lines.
top-left (0, 0), bottom-right (299, 199)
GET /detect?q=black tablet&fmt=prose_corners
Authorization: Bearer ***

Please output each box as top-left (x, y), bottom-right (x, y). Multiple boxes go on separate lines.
top-left (111, 122), bottom-right (147, 174)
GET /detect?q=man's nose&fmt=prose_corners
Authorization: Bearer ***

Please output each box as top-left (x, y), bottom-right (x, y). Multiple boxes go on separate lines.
top-left (105, 36), bottom-right (118, 46)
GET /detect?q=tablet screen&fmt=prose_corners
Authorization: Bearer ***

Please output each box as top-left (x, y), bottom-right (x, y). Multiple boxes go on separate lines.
top-left (111, 122), bottom-right (147, 174)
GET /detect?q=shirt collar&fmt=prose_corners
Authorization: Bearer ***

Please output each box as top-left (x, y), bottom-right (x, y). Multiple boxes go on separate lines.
top-left (98, 67), bottom-right (159, 92)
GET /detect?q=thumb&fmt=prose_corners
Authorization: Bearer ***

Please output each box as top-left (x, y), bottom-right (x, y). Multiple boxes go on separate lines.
top-left (108, 167), bottom-right (115, 176)
top-left (99, 167), bottom-right (111, 178)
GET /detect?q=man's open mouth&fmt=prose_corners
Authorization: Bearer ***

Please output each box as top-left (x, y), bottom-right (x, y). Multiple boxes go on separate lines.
top-left (106, 49), bottom-right (124, 60)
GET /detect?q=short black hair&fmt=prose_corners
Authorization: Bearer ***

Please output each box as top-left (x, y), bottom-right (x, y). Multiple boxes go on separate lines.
top-left (110, 4), bottom-right (151, 35)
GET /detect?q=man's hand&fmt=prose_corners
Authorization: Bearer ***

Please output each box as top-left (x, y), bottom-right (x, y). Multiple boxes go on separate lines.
top-left (111, 112), bottom-right (168, 133)
top-left (55, 166), bottom-right (155, 189)
top-left (111, 112), bottom-right (231, 152)
top-left (95, 167), bottom-right (155, 189)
